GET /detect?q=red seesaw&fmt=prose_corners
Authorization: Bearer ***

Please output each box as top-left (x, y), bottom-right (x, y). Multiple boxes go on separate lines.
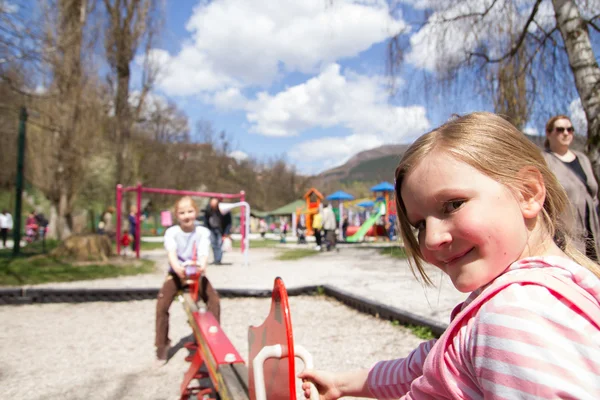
top-left (178, 277), bottom-right (318, 400)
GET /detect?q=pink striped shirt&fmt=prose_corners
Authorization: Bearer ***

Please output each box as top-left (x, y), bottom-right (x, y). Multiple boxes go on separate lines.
top-left (368, 256), bottom-right (600, 399)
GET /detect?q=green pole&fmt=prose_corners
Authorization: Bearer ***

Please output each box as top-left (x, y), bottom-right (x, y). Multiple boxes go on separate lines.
top-left (13, 107), bottom-right (27, 256)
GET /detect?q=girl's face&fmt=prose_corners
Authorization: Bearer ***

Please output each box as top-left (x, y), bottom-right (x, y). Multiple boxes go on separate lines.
top-left (401, 152), bottom-right (530, 292)
top-left (176, 200), bottom-right (197, 231)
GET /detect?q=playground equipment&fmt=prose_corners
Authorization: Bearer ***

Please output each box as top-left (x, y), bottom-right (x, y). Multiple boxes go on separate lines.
top-left (295, 188), bottom-right (323, 236)
top-left (249, 277), bottom-right (318, 400)
top-left (346, 201), bottom-right (386, 242)
top-left (179, 291), bottom-right (247, 399)
top-left (115, 184), bottom-right (250, 265)
top-left (178, 277), bottom-right (317, 400)
top-left (325, 190), bottom-right (355, 241)
top-left (346, 181), bottom-right (394, 242)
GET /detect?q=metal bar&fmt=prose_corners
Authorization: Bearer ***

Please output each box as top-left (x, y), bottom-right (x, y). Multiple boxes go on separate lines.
top-left (141, 187), bottom-right (243, 199)
top-left (116, 184), bottom-right (122, 255)
top-left (136, 183), bottom-right (142, 259)
top-left (12, 107), bottom-right (27, 256)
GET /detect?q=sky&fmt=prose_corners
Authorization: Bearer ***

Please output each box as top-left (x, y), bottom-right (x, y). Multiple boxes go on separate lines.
top-left (139, 0), bottom-right (592, 175)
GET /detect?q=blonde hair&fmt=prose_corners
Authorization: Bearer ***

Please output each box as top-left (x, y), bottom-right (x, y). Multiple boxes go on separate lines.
top-left (394, 112), bottom-right (600, 285)
top-left (174, 196), bottom-right (198, 213)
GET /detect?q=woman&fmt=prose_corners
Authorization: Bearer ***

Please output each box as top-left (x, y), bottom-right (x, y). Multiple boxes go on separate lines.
top-left (543, 115), bottom-right (600, 260)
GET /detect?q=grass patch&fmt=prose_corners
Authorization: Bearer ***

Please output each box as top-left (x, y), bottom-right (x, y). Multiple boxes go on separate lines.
top-left (275, 248), bottom-right (318, 261)
top-left (391, 320), bottom-right (437, 340)
top-left (233, 239), bottom-right (280, 249)
top-left (378, 246), bottom-right (408, 259)
top-left (0, 240), bottom-right (155, 286)
top-left (139, 241), bottom-right (165, 250)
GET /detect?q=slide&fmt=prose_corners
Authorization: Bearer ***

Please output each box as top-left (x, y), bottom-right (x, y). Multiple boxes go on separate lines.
top-left (346, 203), bottom-right (386, 243)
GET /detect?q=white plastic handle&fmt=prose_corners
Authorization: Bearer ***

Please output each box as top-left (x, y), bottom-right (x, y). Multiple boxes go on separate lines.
top-left (253, 343), bottom-right (319, 400)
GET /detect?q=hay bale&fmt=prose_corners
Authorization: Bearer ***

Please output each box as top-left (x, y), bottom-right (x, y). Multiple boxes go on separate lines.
top-left (50, 234), bottom-right (113, 262)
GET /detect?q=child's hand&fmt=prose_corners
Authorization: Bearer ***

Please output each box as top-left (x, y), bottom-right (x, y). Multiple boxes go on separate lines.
top-left (298, 369), bottom-right (341, 400)
top-left (173, 264), bottom-right (186, 279)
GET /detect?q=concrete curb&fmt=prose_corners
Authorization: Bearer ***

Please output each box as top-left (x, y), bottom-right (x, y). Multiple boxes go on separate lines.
top-left (0, 285), bottom-right (447, 336)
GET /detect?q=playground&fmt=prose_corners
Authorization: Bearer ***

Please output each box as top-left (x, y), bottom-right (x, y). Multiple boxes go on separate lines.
top-left (0, 245), bottom-right (466, 399)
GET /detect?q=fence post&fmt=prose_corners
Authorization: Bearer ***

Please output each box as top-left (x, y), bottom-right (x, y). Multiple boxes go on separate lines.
top-left (116, 184), bottom-right (122, 256)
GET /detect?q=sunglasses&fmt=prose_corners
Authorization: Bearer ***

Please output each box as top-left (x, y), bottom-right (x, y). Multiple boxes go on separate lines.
top-left (555, 126), bottom-right (575, 134)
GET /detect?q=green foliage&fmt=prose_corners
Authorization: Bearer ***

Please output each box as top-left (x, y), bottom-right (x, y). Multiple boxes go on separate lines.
top-left (406, 324), bottom-right (437, 340)
top-left (390, 320), bottom-right (437, 340)
top-left (316, 286), bottom-right (325, 295)
top-left (232, 239), bottom-right (280, 249)
top-left (0, 248), bottom-right (155, 286)
top-left (275, 248), bottom-right (318, 261)
top-left (378, 247), bottom-right (407, 259)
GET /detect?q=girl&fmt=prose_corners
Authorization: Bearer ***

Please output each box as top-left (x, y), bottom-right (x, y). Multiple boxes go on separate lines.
top-left (155, 196), bottom-right (221, 363)
top-left (300, 112), bottom-right (600, 398)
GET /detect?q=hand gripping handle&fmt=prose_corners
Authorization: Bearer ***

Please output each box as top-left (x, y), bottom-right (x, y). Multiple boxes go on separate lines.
top-left (252, 343), bottom-right (319, 400)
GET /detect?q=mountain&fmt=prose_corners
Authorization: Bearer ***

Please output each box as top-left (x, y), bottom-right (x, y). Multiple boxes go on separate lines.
top-left (313, 133), bottom-right (587, 189)
top-left (313, 144), bottom-right (410, 187)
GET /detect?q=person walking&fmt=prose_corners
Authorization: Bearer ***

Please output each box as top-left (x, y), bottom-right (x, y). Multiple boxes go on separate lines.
top-left (102, 206), bottom-right (115, 238)
top-left (312, 209), bottom-right (323, 251)
top-left (543, 115), bottom-right (600, 260)
top-left (204, 197), bottom-right (225, 265)
top-left (0, 209), bottom-right (13, 248)
top-left (322, 203), bottom-right (337, 251)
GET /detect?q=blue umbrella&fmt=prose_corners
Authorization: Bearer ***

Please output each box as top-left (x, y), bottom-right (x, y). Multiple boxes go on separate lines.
top-left (370, 181), bottom-right (395, 192)
top-left (357, 200), bottom-right (374, 208)
top-left (326, 190), bottom-right (355, 201)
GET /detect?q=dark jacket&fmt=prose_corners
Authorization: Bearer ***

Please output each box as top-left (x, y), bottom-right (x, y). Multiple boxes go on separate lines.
top-left (204, 205), bottom-right (232, 234)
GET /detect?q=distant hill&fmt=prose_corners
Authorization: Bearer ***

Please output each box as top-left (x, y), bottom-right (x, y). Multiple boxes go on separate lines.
top-left (313, 144), bottom-right (410, 187)
top-left (313, 133), bottom-right (587, 189)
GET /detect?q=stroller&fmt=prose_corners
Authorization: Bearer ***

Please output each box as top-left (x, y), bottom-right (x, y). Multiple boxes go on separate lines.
top-left (25, 224), bottom-right (38, 243)
top-left (296, 225), bottom-right (307, 244)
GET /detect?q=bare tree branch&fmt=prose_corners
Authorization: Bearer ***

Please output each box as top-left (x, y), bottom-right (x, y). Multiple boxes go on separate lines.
top-left (468, 0), bottom-right (543, 64)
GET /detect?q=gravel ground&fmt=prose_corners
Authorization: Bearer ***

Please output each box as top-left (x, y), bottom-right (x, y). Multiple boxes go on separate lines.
top-left (0, 296), bottom-right (425, 400)
top-left (23, 247), bottom-right (467, 326)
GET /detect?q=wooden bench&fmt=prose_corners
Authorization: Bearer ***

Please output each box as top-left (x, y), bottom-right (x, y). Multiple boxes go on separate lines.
top-left (179, 293), bottom-right (250, 400)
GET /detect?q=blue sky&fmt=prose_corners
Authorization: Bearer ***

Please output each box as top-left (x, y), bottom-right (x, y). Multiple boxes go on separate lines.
top-left (143, 0), bottom-right (593, 174)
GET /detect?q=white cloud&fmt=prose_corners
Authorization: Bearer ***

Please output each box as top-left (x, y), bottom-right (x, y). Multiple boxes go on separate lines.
top-left (569, 97), bottom-right (587, 135)
top-left (522, 126), bottom-right (538, 136)
top-left (229, 150), bottom-right (249, 161)
top-left (290, 133), bottom-right (385, 171)
top-left (1, 1), bottom-right (19, 13)
top-left (153, 0), bottom-right (405, 95)
top-left (404, 0), bottom-right (554, 73)
top-left (246, 63), bottom-right (429, 139)
top-left (242, 63), bottom-right (430, 169)
top-left (212, 87), bottom-right (248, 110)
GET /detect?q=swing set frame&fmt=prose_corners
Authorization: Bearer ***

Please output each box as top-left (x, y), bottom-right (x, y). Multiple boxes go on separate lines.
top-left (115, 183), bottom-right (248, 262)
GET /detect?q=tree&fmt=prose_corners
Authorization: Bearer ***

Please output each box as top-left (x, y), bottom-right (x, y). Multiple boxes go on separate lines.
top-left (388, 0), bottom-right (600, 170)
top-left (102, 0), bottom-right (162, 187)
top-left (31, 0), bottom-right (102, 239)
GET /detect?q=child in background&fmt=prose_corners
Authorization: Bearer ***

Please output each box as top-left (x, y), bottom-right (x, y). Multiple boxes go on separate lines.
top-left (300, 112), bottom-right (600, 398)
top-left (120, 230), bottom-right (131, 256)
top-left (155, 196), bottom-right (220, 363)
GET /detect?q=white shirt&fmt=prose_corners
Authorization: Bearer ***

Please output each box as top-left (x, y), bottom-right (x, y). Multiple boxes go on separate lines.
top-left (0, 213), bottom-right (13, 229)
top-left (163, 225), bottom-right (210, 269)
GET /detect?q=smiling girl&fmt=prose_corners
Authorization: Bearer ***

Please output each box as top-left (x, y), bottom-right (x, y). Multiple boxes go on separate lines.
top-left (155, 196), bottom-right (220, 363)
top-left (300, 112), bottom-right (600, 399)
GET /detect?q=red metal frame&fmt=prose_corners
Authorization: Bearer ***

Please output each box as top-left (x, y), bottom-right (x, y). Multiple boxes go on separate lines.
top-left (248, 277), bottom-right (296, 400)
top-left (115, 184), bottom-right (246, 258)
top-left (180, 305), bottom-right (245, 400)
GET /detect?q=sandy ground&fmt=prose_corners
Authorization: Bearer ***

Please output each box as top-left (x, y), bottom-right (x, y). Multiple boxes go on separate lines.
top-left (0, 243), bottom-right (467, 399)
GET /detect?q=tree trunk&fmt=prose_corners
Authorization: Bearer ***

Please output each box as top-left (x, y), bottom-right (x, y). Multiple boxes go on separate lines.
top-left (552, 0), bottom-right (600, 176)
top-left (56, 189), bottom-right (72, 239)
